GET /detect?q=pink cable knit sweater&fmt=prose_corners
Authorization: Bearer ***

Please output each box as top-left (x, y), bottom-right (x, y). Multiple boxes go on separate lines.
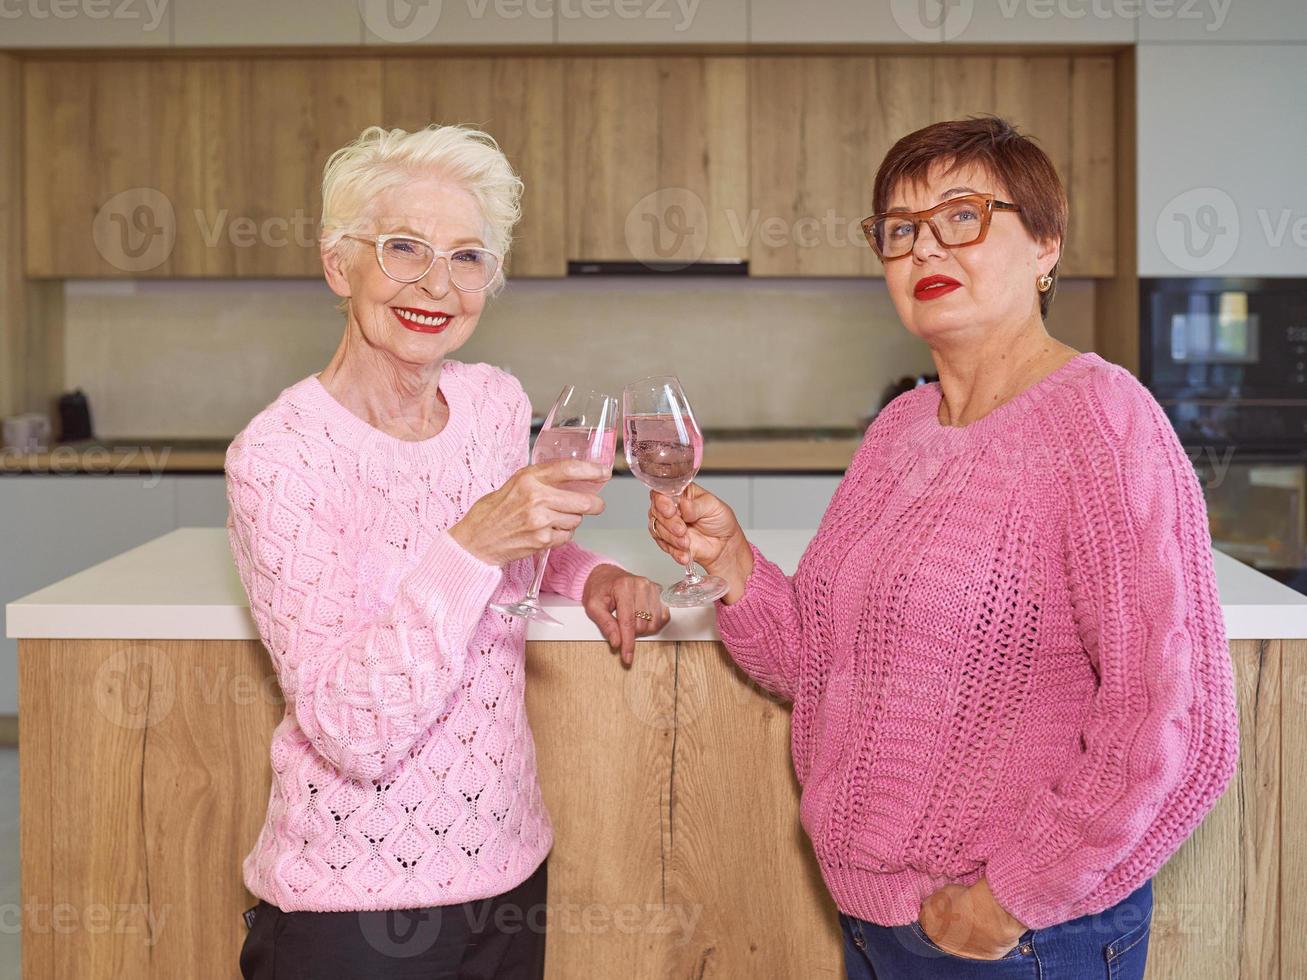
top-left (716, 351), bottom-right (1240, 931)
top-left (225, 359), bottom-right (615, 912)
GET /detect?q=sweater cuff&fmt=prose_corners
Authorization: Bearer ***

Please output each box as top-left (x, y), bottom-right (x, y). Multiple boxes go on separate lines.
top-left (544, 543), bottom-right (623, 602)
top-left (402, 530), bottom-right (505, 629)
top-left (714, 542), bottom-right (780, 643)
top-left (984, 840), bottom-right (1083, 931)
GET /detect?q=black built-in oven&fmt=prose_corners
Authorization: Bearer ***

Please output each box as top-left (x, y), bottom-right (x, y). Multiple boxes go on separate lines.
top-left (1142, 278), bottom-right (1307, 595)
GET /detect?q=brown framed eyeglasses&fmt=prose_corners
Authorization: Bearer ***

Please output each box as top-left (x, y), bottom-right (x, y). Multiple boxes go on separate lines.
top-left (861, 193), bottom-right (1021, 261)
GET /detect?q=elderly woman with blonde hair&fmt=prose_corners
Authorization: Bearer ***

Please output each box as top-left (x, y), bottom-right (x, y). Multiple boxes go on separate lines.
top-left (226, 124), bottom-right (669, 979)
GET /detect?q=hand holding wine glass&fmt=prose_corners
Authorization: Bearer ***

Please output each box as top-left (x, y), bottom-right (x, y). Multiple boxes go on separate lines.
top-left (449, 458), bottom-right (607, 566)
top-left (623, 376), bottom-right (730, 607)
top-left (647, 483), bottom-right (754, 605)
top-left (486, 385), bottom-right (618, 626)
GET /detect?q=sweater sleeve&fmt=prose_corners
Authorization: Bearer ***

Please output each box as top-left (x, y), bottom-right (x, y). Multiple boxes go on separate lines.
top-left (713, 409), bottom-right (902, 702)
top-left (714, 544), bottom-right (805, 701)
top-left (984, 371), bottom-right (1240, 930)
top-left (496, 373), bottom-right (623, 601)
top-left (225, 436), bottom-right (504, 784)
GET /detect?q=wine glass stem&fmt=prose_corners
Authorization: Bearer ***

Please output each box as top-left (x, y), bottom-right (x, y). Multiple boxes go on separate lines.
top-left (674, 491), bottom-right (703, 586)
top-left (525, 547), bottom-right (552, 604)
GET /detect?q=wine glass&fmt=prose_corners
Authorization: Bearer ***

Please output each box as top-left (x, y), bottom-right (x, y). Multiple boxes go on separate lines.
top-left (622, 375), bottom-right (728, 607)
top-left (490, 385), bottom-right (618, 626)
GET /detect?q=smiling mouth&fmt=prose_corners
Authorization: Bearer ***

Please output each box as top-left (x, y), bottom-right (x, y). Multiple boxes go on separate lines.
top-left (392, 307), bottom-right (452, 332)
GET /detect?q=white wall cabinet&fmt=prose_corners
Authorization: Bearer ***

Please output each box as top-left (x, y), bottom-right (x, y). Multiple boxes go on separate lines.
top-left (1137, 44), bottom-right (1307, 277)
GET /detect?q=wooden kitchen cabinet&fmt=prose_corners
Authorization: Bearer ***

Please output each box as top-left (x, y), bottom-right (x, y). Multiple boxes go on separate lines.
top-left (199, 58), bottom-right (384, 277)
top-left (565, 57), bottom-right (749, 265)
top-left (23, 51), bottom-right (1118, 280)
top-left (24, 57), bottom-right (383, 278)
top-left (383, 57), bottom-right (566, 277)
top-left (24, 59), bottom-right (207, 277)
top-left (749, 56), bottom-right (935, 277)
top-left (750, 54), bottom-right (1116, 277)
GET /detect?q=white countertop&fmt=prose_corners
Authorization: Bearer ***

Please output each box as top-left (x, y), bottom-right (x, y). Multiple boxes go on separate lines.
top-left (6, 527), bottom-right (1307, 642)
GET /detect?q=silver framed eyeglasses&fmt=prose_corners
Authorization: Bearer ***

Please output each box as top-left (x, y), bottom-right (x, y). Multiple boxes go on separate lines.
top-left (343, 233), bottom-right (502, 291)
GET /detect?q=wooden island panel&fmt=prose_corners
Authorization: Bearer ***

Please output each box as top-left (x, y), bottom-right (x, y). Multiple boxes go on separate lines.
top-left (16, 635), bottom-right (1294, 978)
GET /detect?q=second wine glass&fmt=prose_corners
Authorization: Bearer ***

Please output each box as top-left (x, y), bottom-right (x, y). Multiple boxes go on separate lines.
top-left (489, 384), bottom-right (618, 626)
top-left (622, 375), bottom-right (728, 607)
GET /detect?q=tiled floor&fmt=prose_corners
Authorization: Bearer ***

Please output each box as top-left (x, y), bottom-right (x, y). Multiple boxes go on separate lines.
top-left (1, 749), bottom-right (19, 980)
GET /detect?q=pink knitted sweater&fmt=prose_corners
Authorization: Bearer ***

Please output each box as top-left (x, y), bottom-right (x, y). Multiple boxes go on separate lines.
top-left (716, 351), bottom-right (1240, 931)
top-left (225, 359), bottom-right (615, 912)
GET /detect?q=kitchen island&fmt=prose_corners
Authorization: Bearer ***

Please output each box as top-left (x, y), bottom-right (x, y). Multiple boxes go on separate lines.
top-left (7, 528), bottom-right (1307, 979)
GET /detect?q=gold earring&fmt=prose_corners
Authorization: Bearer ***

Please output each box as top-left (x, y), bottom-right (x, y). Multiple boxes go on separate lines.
top-left (1037, 274), bottom-right (1053, 293)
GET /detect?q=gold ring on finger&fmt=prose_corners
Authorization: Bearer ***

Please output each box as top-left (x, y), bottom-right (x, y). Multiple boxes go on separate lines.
top-left (635, 610), bottom-right (653, 622)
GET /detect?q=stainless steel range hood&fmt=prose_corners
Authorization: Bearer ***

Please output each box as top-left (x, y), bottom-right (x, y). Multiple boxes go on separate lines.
top-left (567, 259), bottom-right (749, 276)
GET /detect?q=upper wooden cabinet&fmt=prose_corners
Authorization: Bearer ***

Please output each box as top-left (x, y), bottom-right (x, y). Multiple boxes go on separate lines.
top-left (25, 60), bottom-right (207, 277)
top-left (24, 52), bottom-right (1118, 279)
top-left (200, 58), bottom-right (383, 277)
top-left (25, 58), bottom-right (382, 278)
top-left (564, 57), bottom-right (748, 265)
top-left (383, 58), bottom-right (566, 277)
top-left (750, 54), bottom-right (1116, 277)
top-left (749, 56), bottom-right (936, 277)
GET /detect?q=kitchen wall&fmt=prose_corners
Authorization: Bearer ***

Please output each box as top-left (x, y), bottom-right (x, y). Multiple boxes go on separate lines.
top-left (62, 277), bottom-right (1096, 437)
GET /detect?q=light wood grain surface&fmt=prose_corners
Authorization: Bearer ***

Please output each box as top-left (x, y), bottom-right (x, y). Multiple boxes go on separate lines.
top-left (15, 633), bottom-right (1293, 979)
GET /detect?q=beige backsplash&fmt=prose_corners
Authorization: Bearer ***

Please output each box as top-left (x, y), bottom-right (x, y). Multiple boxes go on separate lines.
top-left (62, 277), bottom-right (1095, 438)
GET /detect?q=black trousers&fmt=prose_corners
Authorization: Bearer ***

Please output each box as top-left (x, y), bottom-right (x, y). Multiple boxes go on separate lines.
top-left (239, 859), bottom-right (548, 980)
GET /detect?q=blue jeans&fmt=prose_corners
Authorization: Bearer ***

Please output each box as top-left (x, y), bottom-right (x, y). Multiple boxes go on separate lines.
top-left (841, 877), bottom-right (1153, 979)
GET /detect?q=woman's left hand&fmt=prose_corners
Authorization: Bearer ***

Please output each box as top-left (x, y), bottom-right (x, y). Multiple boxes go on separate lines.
top-left (581, 565), bottom-right (670, 666)
top-left (917, 876), bottom-right (1029, 961)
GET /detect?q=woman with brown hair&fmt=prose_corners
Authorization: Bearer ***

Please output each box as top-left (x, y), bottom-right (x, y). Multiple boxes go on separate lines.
top-left (646, 116), bottom-right (1239, 978)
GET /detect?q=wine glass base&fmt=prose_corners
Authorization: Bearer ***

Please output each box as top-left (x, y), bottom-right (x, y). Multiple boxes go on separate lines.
top-left (662, 575), bottom-right (729, 607)
top-left (489, 600), bottom-right (564, 626)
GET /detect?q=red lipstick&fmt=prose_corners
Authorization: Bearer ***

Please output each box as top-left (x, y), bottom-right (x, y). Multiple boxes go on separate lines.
top-left (392, 307), bottom-right (453, 333)
top-left (914, 275), bottom-right (962, 301)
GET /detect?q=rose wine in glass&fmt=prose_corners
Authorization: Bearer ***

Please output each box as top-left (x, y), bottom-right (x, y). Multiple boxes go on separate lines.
top-left (622, 375), bottom-right (728, 607)
top-left (490, 385), bottom-right (618, 625)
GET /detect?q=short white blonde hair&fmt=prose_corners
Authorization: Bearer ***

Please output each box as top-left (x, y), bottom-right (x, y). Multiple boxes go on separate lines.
top-left (320, 124), bottom-right (523, 271)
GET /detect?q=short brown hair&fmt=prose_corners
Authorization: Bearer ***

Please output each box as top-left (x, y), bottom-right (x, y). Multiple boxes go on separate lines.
top-left (872, 116), bottom-right (1068, 319)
